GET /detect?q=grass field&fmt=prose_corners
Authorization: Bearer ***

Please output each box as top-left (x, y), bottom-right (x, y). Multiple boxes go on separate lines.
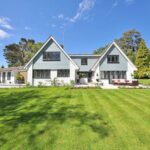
top-left (139, 79), bottom-right (150, 85)
top-left (0, 88), bottom-right (149, 150)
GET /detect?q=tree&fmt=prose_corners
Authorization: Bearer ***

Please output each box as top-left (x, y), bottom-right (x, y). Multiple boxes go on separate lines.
top-left (135, 40), bottom-right (149, 78)
top-left (115, 29), bottom-right (142, 53)
top-left (148, 51), bottom-right (150, 65)
top-left (93, 29), bottom-right (143, 62)
top-left (4, 38), bottom-right (43, 67)
top-left (1, 65), bottom-right (4, 68)
top-left (93, 45), bottom-right (108, 55)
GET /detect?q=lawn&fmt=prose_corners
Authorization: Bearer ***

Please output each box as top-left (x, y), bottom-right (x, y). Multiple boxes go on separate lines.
top-left (0, 88), bottom-right (149, 150)
top-left (139, 79), bottom-right (150, 86)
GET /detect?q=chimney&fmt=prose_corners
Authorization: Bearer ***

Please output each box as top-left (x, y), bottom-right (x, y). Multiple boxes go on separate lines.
top-left (60, 44), bottom-right (64, 49)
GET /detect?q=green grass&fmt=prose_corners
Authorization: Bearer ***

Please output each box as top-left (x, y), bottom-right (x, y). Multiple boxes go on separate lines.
top-left (139, 79), bottom-right (150, 85)
top-left (0, 88), bottom-right (150, 150)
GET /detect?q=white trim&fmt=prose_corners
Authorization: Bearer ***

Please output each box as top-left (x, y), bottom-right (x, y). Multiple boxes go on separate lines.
top-left (25, 36), bottom-right (79, 69)
top-left (91, 41), bottom-right (137, 71)
top-left (69, 54), bottom-right (101, 57)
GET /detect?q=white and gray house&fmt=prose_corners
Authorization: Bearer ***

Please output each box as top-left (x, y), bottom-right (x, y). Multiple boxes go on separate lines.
top-left (0, 36), bottom-right (137, 86)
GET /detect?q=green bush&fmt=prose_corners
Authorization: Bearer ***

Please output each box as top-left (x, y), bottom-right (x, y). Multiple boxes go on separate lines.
top-left (16, 73), bottom-right (24, 83)
top-left (134, 67), bottom-right (150, 79)
top-left (51, 78), bottom-right (58, 86)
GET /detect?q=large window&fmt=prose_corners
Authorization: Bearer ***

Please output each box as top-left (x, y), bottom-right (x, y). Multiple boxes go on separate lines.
top-left (101, 71), bottom-right (126, 79)
top-left (57, 70), bottom-right (70, 77)
top-left (33, 70), bottom-right (50, 79)
top-left (81, 58), bottom-right (88, 65)
top-left (7, 72), bottom-right (11, 80)
top-left (107, 55), bottom-right (119, 63)
top-left (43, 52), bottom-right (60, 61)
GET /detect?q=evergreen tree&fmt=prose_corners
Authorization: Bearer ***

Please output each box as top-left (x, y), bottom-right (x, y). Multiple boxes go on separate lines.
top-left (135, 40), bottom-right (149, 78)
top-left (135, 40), bottom-right (149, 68)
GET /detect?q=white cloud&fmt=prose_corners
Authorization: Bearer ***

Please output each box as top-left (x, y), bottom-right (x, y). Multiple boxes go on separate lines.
top-left (58, 14), bottom-right (64, 19)
top-left (0, 29), bottom-right (10, 39)
top-left (24, 26), bottom-right (31, 30)
top-left (125, 0), bottom-right (135, 4)
top-left (69, 0), bottom-right (95, 23)
top-left (0, 17), bottom-right (13, 30)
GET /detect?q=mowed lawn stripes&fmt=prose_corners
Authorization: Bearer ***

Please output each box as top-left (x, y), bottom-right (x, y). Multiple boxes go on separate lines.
top-left (0, 88), bottom-right (149, 150)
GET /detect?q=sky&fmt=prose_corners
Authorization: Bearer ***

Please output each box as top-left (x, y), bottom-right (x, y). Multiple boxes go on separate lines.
top-left (0, 0), bottom-right (150, 66)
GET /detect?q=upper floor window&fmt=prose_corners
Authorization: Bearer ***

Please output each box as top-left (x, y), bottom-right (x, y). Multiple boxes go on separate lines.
top-left (107, 55), bottom-right (119, 63)
top-left (81, 58), bottom-right (88, 65)
top-left (33, 70), bottom-right (50, 79)
top-left (57, 70), bottom-right (70, 77)
top-left (43, 52), bottom-right (60, 61)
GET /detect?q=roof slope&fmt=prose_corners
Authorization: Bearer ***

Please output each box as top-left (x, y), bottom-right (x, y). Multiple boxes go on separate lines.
top-left (91, 41), bottom-right (137, 71)
top-left (25, 36), bottom-right (79, 69)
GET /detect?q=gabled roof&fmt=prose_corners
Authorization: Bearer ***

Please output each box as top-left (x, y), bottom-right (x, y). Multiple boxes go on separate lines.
top-left (25, 36), bottom-right (79, 69)
top-left (91, 41), bottom-right (137, 71)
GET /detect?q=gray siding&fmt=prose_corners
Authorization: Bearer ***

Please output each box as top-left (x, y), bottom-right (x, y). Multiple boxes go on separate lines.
top-left (100, 45), bottom-right (127, 71)
top-left (33, 40), bottom-right (70, 69)
top-left (71, 57), bottom-right (99, 72)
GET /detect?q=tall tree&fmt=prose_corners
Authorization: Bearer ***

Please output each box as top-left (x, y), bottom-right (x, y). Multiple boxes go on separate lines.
top-left (148, 51), bottom-right (150, 65)
top-left (93, 29), bottom-right (144, 63)
top-left (135, 40), bottom-right (149, 78)
top-left (4, 38), bottom-right (43, 67)
top-left (115, 29), bottom-right (142, 53)
top-left (135, 40), bottom-right (149, 68)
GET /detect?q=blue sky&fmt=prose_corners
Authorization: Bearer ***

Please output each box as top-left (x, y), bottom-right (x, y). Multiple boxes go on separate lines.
top-left (0, 0), bottom-right (150, 66)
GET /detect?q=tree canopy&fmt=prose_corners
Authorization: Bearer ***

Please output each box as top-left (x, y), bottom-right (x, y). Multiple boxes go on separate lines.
top-left (4, 38), bottom-right (43, 67)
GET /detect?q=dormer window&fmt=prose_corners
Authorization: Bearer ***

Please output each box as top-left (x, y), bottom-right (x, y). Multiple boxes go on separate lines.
top-left (107, 55), bottom-right (119, 63)
top-left (81, 58), bottom-right (88, 65)
top-left (43, 52), bottom-right (60, 61)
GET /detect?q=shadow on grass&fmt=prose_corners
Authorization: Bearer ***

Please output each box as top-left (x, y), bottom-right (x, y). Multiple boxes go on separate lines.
top-left (0, 89), bottom-right (111, 147)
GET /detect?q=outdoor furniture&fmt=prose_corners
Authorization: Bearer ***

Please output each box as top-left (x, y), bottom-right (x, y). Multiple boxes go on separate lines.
top-left (112, 79), bottom-right (138, 86)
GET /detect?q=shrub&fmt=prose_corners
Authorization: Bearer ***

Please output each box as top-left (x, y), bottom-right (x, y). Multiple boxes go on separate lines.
top-left (70, 80), bottom-right (75, 87)
top-left (134, 67), bottom-right (150, 79)
top-left (51, 78), bottom-right (58, 86)
top-left (16, 73), bottom-right (24, 83)
top-left (38, 82), bottom-right (43, 87)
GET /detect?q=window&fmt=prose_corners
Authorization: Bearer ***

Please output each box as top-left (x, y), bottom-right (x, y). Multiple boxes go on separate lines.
top-left (101, 71), bottom-right (126, 79)
top-left (43, 52), bottom-right (60, 61)
top-left (7, 72), bottom-right (11, 80)
top-left (81, 58), bottom-right (88, 65)
top-left (57, 70), bottom-right (70, 77)
top-left (33, 70), bottom-right (50, 79)
top-left (107, 55), bottom-right (119, 63)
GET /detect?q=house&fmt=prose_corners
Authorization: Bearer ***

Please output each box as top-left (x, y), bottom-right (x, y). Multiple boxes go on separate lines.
top-left (0, 36), bottom-right (137, 86)
top-left (0, 66), bottom-right (27, 84)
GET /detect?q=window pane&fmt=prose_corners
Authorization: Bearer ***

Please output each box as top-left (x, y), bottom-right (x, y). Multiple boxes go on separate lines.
top-left (107, 55), bottom-right (119, 63)
top-left (101, 71), bottom-right (104, 79)
top-left (7, 72), bottom-right (11, 80)
top-left (57, 70), bottom-right (70, 77)
top-left (43, 52), bottom-right (60, 61)
top-left (33, 70), bottom-right (50, 79)
top-left (81, 58), bottom-right (87, 65)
